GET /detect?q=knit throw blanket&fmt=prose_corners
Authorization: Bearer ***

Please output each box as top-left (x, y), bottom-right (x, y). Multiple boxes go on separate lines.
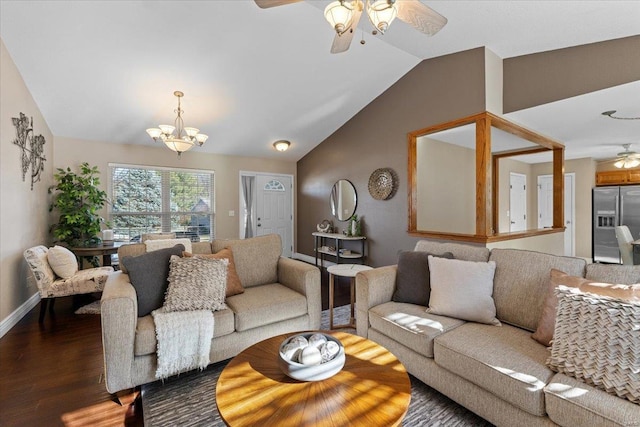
top-left (152, 309), bottom-right (214, 380)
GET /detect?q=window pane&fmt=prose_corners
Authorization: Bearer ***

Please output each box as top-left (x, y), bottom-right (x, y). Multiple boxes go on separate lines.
top-left (110, 165), bottom-right (214, 242)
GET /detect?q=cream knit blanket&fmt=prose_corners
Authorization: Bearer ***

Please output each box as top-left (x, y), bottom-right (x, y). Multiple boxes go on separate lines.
top-left (151, 308), bottom-right (214, 380)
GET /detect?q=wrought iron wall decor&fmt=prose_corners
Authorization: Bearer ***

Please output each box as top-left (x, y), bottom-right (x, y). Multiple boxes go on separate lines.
top-left (12, 112), bottom-right (46, 190)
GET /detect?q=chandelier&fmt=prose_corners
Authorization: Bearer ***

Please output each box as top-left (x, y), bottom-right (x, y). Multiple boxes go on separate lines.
top-left (324, 0), bottom-right (398, 35)
top-left (146, 91), bottom-right (208, 156)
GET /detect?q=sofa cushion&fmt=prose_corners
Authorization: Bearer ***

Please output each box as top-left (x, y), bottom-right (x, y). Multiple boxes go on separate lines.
top-left (369, 301), bottom-right (465, 358)
top-left (121, 244), bottom-right (185, 316)
top-left (414, 240), bottom-right (490, 262)
top-left (47, 245), bottom-right (78, 279)
top-left (184, 248), bottom-right (245, 297)
top-left (434, 322), bottom-right (554, 416)
top-left (392, 251), bottom-right (453, 306)
top-left (134, 308), bottom-right (235, 356)
top-left (545, 373), bottom-right (640, 427)
top-left (489, 249), bottom-right (586, 331)
top-left (212, 234), bottom-right (281, 288)
top-left (144, 237), bottom-right (192, 254)
top-left (427, 256), bottom-right (500, 326)
top-left (163, 256), bottom-right (228, 312)
top-left (586, 263), bottom-right (640, 285)
top-left (225, 283), bottom-right (307, 331)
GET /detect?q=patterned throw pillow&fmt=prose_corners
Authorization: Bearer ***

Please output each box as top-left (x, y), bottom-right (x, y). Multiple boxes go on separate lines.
top-left (163, 256), bottom-right (228, 312)
top-left (183, 248), bottom-right (245, 297)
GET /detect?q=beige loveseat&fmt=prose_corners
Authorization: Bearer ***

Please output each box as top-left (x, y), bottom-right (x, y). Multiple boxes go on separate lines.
top-left (101, 234), bottom-right (320, 393)
top-left (356, 240), bottom-right (640, 427)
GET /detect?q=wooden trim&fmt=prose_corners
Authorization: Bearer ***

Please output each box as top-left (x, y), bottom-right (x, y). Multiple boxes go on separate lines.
top-left (408, 133), bottom-right (418, 232)
top-left (475, 116), bottom-right (492, 236)
top-left (553, 147), bottom-right (565, 228)
top-left (487, 112), bottom-right (564, 150)
top-left (492, 146), bottom-right (550, 159)
top-left (492, 154), bottom-right (499, 235)
top-left (407, 112), bottom-right (485, 139)
top-left (408, 227), bottom-right (564, 244)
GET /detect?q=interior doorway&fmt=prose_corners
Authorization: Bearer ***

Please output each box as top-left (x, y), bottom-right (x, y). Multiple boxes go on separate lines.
top-left (509, 173), bottom-right (527, 232)
top-left (538, 173), bottom-right (575, 256)
top-left (239, 172), bottom-right (293, 257)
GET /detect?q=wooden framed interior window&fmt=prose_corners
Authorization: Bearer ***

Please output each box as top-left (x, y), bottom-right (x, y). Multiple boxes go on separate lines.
top-left (408, 111), bottom-right (565, 243)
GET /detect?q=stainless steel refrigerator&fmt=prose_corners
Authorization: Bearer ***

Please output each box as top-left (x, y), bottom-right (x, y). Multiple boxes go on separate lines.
top-left (593, 185), bottom-right (640, 263)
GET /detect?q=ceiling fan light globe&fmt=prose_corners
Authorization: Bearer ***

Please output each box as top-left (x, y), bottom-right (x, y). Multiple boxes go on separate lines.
top-left (325, 1), bottom-right (353, 34)
top-left (367, 0), bottom-right (397, 34)
top-left (614, 159), bottom-right (625, 169)
top-left (628, 159), bottom-right (640, 168)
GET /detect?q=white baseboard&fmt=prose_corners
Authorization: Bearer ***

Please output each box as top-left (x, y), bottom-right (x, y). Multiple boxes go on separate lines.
top-left (0, 293), bottom-right (40, 339)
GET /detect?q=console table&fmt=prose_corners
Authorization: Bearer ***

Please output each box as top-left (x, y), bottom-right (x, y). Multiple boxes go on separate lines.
top-left (312, 232), bottom-right (366, 267)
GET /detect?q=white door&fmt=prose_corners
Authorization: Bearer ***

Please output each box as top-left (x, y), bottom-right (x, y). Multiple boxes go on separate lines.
top-left (509, 173), bottom-right (527, 232)
top-left (256, 174), bottom-right (293, 257)
top-left (537, 174), bottom-right (575, 256)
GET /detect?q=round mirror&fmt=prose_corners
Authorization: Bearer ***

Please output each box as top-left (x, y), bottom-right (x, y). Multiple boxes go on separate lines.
top-left (330, 179), bottom-right (357, 221)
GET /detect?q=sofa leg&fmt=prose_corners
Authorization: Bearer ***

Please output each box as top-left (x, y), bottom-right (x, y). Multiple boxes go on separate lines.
top-left (38, 299), bottom-right (48, 323)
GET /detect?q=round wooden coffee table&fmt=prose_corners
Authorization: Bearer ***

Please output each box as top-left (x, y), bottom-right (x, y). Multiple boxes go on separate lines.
top-left (216, 331), bottom-right (411, 426)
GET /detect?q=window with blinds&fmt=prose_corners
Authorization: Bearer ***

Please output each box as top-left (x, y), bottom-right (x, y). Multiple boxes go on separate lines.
top-left (109, 164), bottom-right (214, 242)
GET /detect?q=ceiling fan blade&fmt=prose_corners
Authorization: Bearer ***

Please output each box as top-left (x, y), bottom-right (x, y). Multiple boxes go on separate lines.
top-left (254, 0), bottom-right (302, 9)
top-left (331, 1), bottom-right (363, 54)
top-left (396, 0), bottom-right (448, 36)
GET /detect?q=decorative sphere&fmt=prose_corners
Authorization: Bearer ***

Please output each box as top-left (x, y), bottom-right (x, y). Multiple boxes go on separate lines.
top-left (308, 333), bottom-right (328, 349)
top-left (298, 346), bottom-right (322, 366)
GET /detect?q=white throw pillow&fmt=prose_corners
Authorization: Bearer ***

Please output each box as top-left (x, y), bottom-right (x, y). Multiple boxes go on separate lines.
top-left (144, 238), bottom-right (192, 254)
top-left (47, 245), bottom-right (79, 279)
top-left (427, 256), bottom-right (501, 326)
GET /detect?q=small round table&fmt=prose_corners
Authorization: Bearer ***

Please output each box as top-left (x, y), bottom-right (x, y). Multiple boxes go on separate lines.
top-left (327, 264), bottom-right (372, 329)
top-left (216, 331), bottom-right (411, 426)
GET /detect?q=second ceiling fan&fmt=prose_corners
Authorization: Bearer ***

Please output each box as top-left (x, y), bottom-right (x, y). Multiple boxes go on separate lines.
top-left (255, 0), bottom-right (448, 53)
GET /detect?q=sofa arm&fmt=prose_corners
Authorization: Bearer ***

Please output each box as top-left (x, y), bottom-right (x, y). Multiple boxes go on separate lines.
top-left (277, 257), bottom-right (321, 330)
top-left (355, 265), bottom-right (397, 338)
top-left (100, 271), bottom-right (138, 394)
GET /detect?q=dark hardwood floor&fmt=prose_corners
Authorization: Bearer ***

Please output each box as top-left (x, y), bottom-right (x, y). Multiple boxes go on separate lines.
top-left (0, 296), bottom-right (141, 427)
top-left (0, 268), bottom-right (349, 426)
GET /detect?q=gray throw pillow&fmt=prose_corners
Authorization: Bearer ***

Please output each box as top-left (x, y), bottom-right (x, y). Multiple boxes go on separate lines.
top-left (121, 244), bottom-right (185, 317)
top-left (392, 251), bottom-right (454, 306)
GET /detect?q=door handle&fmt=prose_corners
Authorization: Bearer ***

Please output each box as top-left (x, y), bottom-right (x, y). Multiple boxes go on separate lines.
top-left (257, 223), bottom-right (261, 227)
top-left (510, 221), bottom-right (516, 224)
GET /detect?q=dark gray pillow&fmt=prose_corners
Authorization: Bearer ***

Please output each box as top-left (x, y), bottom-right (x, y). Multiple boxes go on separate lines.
top-left (121, 244), bottom-right (185, 316)
top-left (392, 251), bottom-right (454, 306)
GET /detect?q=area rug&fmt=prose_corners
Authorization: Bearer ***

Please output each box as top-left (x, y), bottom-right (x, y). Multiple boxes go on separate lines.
top-left (74, 300), bottom-right (101, 314)
top-left (142, 305), bottom-right (493, 427)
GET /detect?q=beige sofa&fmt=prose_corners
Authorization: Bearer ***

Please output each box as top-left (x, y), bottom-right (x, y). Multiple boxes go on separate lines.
top-left (356, 240), bottom-right (640, 427)
top-left (101, 234), bottom-right (321, 394)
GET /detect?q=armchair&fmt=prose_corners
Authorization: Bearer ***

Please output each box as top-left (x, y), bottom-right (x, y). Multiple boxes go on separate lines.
top-left (24, 245), bottom-right (113, 322)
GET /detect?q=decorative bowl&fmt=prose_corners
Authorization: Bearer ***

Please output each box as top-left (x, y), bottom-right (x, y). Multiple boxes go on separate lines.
top-left (278, 333), bottom-right (345, 381)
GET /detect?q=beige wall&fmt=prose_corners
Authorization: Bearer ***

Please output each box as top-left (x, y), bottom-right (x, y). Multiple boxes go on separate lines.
top-left (416, 137), bottom-right (475, 234)
top-left (53, 137), bottom-right (296, 242)
top-left (0, 39), bottom-right (54, 325)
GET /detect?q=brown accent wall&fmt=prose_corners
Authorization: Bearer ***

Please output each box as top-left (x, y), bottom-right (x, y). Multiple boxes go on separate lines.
top-left (297, 48), bottom-right (488, 267)
top-left (503, 35), bottom-right (640, 113)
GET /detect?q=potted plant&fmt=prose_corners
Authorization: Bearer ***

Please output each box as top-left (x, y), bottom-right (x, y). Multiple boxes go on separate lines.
top-left (49, 162), bottom-right (109, 248)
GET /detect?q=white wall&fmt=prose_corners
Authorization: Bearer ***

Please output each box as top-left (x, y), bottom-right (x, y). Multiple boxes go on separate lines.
top-left (53, 137), bottom-right (296, 241)
top-left (0, 39), bottom-right (54, 326)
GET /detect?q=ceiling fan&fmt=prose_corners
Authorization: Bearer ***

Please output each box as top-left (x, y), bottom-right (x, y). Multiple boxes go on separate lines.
top-left (254, 0), bottom-right (448, 54)
top-left (603, 144), bottom-right (640, 169)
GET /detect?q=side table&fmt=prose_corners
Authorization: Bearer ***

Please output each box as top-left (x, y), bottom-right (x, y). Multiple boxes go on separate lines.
top-left (69, 242), bottom-right (123, 269)
top-left (327, 263), bottom-right (372, 329)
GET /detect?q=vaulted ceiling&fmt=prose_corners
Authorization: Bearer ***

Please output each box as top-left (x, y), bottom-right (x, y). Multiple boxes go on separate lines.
top-left (1, 1), bottom-right (639, 162)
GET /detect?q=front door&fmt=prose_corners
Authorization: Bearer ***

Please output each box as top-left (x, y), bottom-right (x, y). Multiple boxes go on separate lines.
top-left (255, 174), bottom-right (293, 257)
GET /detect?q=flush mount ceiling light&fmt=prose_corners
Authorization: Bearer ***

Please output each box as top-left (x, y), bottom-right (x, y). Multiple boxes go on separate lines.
top-left (146, 91), bottom-right (208, 157)
top-left (273, 140), bottom-right (291, 152)
top-left (255, 0), bottom-right (447, 54)
top-left (602, 110), bottom-right (640, 120)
